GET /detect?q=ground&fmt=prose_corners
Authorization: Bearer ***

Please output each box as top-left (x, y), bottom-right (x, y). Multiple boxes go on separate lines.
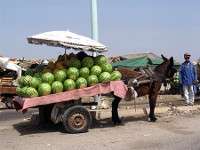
top-left (1, 101), bottom-right (200, 150)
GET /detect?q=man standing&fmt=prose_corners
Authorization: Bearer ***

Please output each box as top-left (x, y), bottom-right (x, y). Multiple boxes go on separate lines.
top-left (179, 52), bottom-right (198, 105)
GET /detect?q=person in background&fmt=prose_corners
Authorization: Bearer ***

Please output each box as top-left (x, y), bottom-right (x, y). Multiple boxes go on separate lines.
top-left (179, 52), bottom-right (198, 106)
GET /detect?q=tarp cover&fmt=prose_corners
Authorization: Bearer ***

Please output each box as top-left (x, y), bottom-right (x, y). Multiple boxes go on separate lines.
top-left (13, 81), bottom-right (127, 112)
top-left (112, 56), bottom-right (163, 69)
top-left (27, 31), bottom-right (107, 52)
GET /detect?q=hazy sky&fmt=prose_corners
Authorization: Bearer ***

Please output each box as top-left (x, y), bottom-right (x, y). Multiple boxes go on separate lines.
top-left (0, 0), bottom-right (200, 62)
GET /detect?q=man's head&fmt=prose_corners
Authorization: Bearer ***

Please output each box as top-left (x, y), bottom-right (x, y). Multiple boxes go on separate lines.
top-left (184, 52), bottom-right (191, 62)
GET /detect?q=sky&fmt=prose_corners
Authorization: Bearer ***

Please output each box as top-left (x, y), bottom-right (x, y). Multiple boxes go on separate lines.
top-left (0, 0), bottom-right (200, 62)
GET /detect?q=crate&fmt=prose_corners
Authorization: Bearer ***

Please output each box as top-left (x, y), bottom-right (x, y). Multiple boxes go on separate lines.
top-left (0, 77), bottom-right (13, 86)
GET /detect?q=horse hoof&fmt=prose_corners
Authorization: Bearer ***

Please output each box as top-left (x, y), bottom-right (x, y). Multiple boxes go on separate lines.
top-left (113, 118), bottom-right (124, 126)
top-left (148, 117), bottom-right (157, 122)
top-left (113, 121), bottom-right (124, 126)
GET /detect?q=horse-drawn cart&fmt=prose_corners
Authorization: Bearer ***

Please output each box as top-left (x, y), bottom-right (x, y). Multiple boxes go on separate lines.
top-left (13, 81), bottom-right (127, 133)
top-left (12, 31), bottom-right (128, 133)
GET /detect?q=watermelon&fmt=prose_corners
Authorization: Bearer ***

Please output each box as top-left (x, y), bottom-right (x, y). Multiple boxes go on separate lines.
top-left (30, 77), bottom-right (41, 88)
top-left (18, 76), bottom-right (25, 86)
top-left (79, 67), bottom-right (90, 78)
top-left (43, 68), bottom-right (52, 73)
top-left (76, 77), bottom-right (87, 89)
top-left (21, 86), bottom-right (29, 97)
top-left (16, 87), bottom-right (23, 96)
top-left (81, 57), bottom-right (94, 68)
top-left (90, 65), bottom-right (102, 76)
top-left (26, 87), bottom-right (38, 98)
top-left (66, 67), bottom-right (79, 80)
top-left (25, 68), bottom-right (34, 76)
top-left (38, 83), bottom-right (51, 96)
top-left (101, 63), bottom-right (113, 73)
top-left (51, 81), bottom-right (63, 93)
top-left (87, 75), bottom-right (99, 86)
top-left (69, 57), bottom-right (81, 68)
top-left (54, 70), bottom-right (67, 82)
top-left (99, 72), bottom-right (111, 83)
top-left (34, 72), bottom-right (42, 78)
top-left (62, 68), bottom-right (68, 73)
top-left (42, 72), bottom-right (54, 84)
top-left (94, 55), bottom-right (108, 65)
top-left (23, 75), bottom-right (33, 86)
top-left (64, 79), bottom-right (76, 91)
top-left (110, 71), bottom-right (122, 81)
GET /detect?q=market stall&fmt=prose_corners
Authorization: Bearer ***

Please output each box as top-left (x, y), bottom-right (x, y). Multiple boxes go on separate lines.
top-left (13, 30), bottom-right (127, 133)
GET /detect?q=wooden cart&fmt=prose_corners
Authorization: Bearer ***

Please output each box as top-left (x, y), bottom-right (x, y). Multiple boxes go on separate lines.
top-left (13, 81), bottom-right (127, 134)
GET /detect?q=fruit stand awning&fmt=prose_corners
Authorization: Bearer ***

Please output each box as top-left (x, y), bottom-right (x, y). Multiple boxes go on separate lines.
top-left (27, 31), bottom-right (107, 52)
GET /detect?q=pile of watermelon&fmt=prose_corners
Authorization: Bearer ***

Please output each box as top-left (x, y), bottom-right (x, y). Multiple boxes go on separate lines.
top-left (17, 53), bottom-right (122, 98)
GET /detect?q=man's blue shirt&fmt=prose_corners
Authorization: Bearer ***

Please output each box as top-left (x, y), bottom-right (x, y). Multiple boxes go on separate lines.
top-left (179, 61), bottom-right (197, 85)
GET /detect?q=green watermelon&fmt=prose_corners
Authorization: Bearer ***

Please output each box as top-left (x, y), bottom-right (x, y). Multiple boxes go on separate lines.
top-left (54, 70), bottom-right (67, 82)
top-left (101, 63), bottom-right (113, 73)
top-left (76, 77), bottom-right (87, 89)
top-left (87, 75), bottom-right (99, 86)
top-left (18, 76), bottom-right (25, 86)
top-left (26, 87), bottom-right (38, 98)
top-left (99, 72), bottom-right (111, 83)
top-left (16, 87), bottom-right (23, 96)
top-left (51, 81), bottom-right (63, 93)
top-left (110, 71), bottom-right (122, 81)
top-left (90, 65), bottom-right (102, 76)
top-left (30, 77), bottom-right (41, 88)
top-left (41, 72), bottom-right (54, 84)
top-left (24, 68), bottom-right (34, 76)
top-left (69, 57), bottom-right (81, 68)
top-left (38, 83), bottom-right (51, 96)
top-left (64, 79), bottom-right (76, 91)
top-left (34, 72), bottom-right (42, 78)
top-left (66, 67), bottom-right (79, 80)
top-left (23, 75), bottom-right (33, 86)
top-left (21, 86), bottom-right (29, 97)
top-left (81, 57), bottom-right (94, 68)
top-left (94, 55), bottom-right (108, 65)
top-left (79, 67), bottom-right (90, 78)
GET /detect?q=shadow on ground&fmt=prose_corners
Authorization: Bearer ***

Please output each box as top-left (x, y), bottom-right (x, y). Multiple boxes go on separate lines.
top-left (13, 114), bottom-right (149, 135)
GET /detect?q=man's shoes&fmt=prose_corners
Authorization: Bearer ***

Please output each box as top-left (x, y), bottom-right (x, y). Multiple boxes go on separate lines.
top-left (185, 102), bottom-right (190, 106)
top-left (189, 103), bottom-right (194, 106)
top-left (185, 102), bottom-right (194, 106)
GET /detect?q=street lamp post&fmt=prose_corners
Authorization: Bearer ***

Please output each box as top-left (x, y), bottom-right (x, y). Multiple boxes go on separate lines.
top-left (91, 0), bottom-right (101, 113)
top-left (91, 0), bottom-right (99, 42)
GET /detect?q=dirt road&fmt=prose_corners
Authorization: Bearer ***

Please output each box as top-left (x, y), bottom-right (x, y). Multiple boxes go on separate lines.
top-left (1, 107), bottom-right (200, 150)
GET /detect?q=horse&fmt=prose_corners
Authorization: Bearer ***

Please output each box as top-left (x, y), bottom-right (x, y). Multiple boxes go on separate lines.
top-left (112, 55), bottom-right (177, 124)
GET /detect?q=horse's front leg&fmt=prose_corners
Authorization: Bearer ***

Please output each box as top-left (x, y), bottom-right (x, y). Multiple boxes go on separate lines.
top-left (112, 95), bottom-right (122, 124)
top-left (148, 94), bottom-right (158, 122)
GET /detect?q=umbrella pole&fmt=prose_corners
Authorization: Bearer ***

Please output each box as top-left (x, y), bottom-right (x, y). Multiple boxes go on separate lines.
top-left (64, 49), bottom-right (67, 62)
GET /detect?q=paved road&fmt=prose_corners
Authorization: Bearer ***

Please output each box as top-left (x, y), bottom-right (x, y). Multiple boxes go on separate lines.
top-left (1, 109), bottom-right (200, 150)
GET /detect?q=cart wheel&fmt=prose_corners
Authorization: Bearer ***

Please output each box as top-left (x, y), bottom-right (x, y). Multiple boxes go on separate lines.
top-left (62, 105), bottom-right (92, 134)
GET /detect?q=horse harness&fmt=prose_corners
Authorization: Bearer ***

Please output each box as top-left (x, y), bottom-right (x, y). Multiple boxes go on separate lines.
top-left (126, 67), bottom-right (167, 100)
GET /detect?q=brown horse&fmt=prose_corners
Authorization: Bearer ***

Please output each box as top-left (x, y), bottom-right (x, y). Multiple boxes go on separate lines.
top-left (112, 55), bottom-right (177, 124)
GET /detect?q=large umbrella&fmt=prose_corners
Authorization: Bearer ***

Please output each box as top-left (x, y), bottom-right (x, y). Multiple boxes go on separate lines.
top-left (27, 31), bottom-right (107, 53)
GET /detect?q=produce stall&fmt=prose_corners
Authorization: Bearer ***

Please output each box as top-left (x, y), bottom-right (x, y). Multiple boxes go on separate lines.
top-left (13, 31), bottom-right (127, 133)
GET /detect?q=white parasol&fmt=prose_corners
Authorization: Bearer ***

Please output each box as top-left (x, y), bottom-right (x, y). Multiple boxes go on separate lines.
top-left (27, 31), bottom-right (107, 53)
